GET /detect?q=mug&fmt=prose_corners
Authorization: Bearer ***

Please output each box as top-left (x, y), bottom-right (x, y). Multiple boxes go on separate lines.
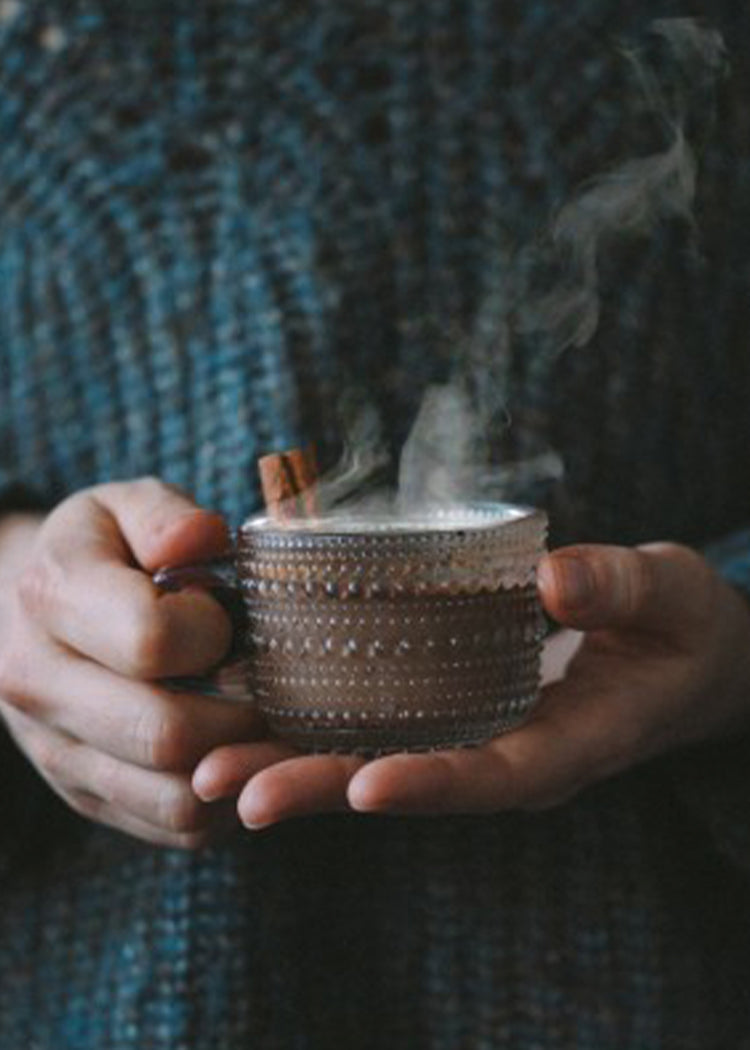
top-left (154, 503), bottom-right (548, 754)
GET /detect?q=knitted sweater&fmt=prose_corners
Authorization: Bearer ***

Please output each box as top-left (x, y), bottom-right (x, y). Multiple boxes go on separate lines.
top-left (2, 2), bottom-right (750, 1047)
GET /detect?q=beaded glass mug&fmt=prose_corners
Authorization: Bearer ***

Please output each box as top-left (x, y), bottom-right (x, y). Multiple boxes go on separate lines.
top-left (155, 503), bottom-right (548, 754)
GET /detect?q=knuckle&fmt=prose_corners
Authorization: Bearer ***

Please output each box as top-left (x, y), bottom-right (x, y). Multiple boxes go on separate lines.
top-left (666, 543), bottom-right (714, 591)
top-left (17, 556), bottom-right (62, 620)
top-left (101, 476), bottom-right (164, 502)
top-left (137, 475), bottom-right (176, 496)
top-left (0, 649), bottom-right (24, 702)
top-left (133, 476), bottom-right (189, 521)
top-left (636, 542), bottom-right (716, 629)
top-left (137, 702), bottom-right (197, 771)
top-left (490, 750), bottom-right (524, 809)
top-left (171, 828), bottom-right (216, 852)
top-left (90, 758), bottom-right (122, 806)
top-left (626, 549), bottom-right (655, 619)
top-left (641, 539), bottom-right (709, 579)
top-left (124, 600), bottom-right (173, 679)
top-left (31, 735), bottom-right (69, 783)
top-left (157, 781), bottom-right (209, 834)
top-left (646, 540), bottom-right (693, 564)
top-left (0, 657), bottom-right (43, 716)
top-left (64, 788), bottom-right (104, 822)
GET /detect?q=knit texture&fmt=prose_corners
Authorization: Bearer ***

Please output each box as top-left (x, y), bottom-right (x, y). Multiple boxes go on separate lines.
top-left (2, 1), bottom-right (750, 1047)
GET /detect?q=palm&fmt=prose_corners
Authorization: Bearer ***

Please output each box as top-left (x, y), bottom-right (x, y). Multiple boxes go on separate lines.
top-left (193, 543), bottom-right (750, 827)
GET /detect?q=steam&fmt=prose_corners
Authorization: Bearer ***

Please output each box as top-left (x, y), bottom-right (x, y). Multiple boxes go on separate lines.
top-left (314, 395), bottom-right (390, 514)
top-left (397, 384), bottom-right (483, 509)
top-left (516, 132), bottom-right (696, 351)
top-left (297, 19), bottom-right (727, 523)
top-left (515, 18), bottom-right (726, 351)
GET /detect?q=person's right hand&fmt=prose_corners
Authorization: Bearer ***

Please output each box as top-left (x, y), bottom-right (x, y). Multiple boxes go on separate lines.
top-left (0, 478), bottom-right (264, 849)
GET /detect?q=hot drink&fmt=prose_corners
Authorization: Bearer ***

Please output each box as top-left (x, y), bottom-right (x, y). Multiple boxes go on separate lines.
top-left (156, 503), bottom-right (547, 753)
top-left (234, 504), bottom-right (547, 752)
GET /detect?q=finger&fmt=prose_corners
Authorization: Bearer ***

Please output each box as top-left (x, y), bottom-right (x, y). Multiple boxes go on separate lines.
top-left (0, 645), bottom-right (265, 770)
top-left (90, 477), bottom-right (230, 572)
top-left (348, 669), bottom-right (646, 815)
top-left (60, 787), bottom-right (233, 850)
top-left (10, 711), bottom-right (236, 835)
top-left (20, 490), bottom-right (232, 677)
top-left (537, 542), bottom-right (717, 639)
top-left (236, 754), bottom-right (368, 828)
top-left (192, 741), bottom-right (300, 801)
top-left (348, 747), bottom-right (516, 815)
top-left (50, 570), bottom-right (232, 678)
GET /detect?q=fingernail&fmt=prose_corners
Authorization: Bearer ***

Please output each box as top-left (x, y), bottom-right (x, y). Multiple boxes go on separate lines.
top-left (239, 790), bottom-right (273, 830)
top-left (239, 805), bottom-right (269, 830)
top-left (192, 768), bottom-right (220, 803)
top-left (347, 772), bottom-right (382, 812)
top-left (548, 554), bottom-right (594, 610)
top-left (242, 819), bottom-right (271, 832)
top-left (346, 780), bottom-right (371, 812)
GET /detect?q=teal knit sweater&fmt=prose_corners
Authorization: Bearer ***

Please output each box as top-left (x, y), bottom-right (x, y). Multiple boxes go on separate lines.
top-left (2, 2), bottom-right (750, 1047)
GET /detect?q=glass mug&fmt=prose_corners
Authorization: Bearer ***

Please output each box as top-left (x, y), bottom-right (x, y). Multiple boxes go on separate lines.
top-left (154, 503), bottom-right (548, 754)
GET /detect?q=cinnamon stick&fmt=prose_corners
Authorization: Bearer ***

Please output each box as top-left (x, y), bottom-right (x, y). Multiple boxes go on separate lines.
top-left (258, 445), bottom-right (319, 521)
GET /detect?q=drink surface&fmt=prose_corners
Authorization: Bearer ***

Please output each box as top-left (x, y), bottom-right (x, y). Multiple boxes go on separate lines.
top-left (241, 502), bottom-right (538, 536)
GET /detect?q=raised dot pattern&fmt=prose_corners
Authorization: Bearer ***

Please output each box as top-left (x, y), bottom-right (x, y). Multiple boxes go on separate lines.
top-left (235, 508), bottom-right (548, 753)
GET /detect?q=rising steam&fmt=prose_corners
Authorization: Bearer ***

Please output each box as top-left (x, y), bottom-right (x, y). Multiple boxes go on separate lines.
top-left (293, 19), bottom-right (728, 523)
top-left (515, 18), bottom-right (726, 351)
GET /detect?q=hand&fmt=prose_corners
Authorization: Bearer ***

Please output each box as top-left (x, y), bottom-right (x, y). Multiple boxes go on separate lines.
top-left (192, 542), bottom-right (750, 827)
top-left (0, 478), bottom-right (264, 848)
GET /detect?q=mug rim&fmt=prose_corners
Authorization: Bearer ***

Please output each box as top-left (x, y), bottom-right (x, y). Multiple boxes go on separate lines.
top-left (239, 501), bottom-right (547, 541)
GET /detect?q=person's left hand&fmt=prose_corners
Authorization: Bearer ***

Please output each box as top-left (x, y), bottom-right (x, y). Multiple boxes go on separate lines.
top-left (192, 542), bottom-right (750, 828)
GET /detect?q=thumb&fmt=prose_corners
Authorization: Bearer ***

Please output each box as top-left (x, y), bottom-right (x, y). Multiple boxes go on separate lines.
top-left (537, 542), bottom-right (715, 638)
top-left (91, 477), bottom-right (230, 572)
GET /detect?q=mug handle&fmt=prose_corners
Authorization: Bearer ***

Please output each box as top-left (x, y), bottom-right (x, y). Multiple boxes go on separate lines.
top-left (152, 557), bottom-right (253, 700)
